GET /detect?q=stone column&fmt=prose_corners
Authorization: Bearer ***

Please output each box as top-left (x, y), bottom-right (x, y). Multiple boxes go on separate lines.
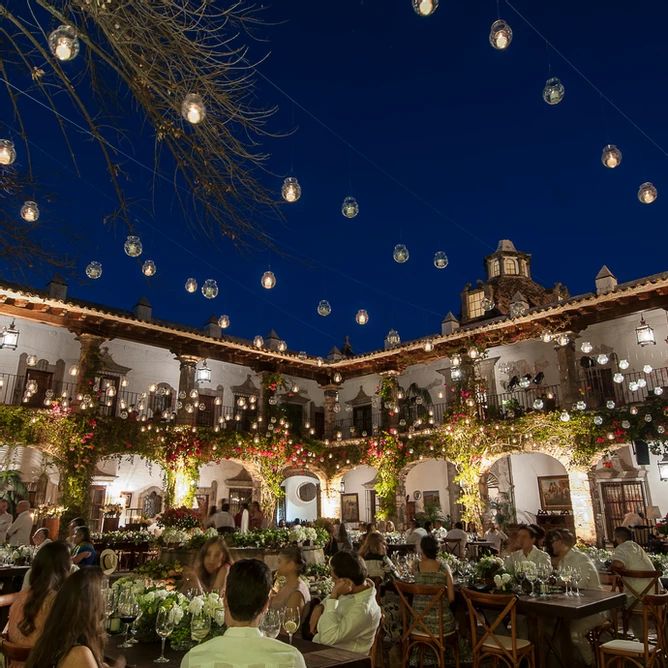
top-left (447, 462), bottom-right (462, 523)
top-left (379, 371), bottom-right (400, 433)
top-left (321, 384), bottom-right (339, 441)
top-left (568, 468), bottom-right (596, 543)
top-left (175, 354), bottom-right (199, 424)
top-left (75, 333), bottom-right (105, 403)
top-left (556, 338), bottom-right (581, 407)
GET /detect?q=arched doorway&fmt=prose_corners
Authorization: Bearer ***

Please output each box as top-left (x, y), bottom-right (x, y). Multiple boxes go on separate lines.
top-left (341, 465), bottom-right (377, 524)
top-left (404, 459), bottom-right (451, 523)
top-left (279, 471), bottom-right (321, 524)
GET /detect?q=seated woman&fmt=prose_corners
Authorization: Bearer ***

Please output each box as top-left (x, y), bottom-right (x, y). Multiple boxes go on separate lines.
top-left (359, 532), bottom-right (397, 580)
top-left (26, 568), bottom-right (125, 668)
top-left (270, 546), bottom-right (311, 616)
top-left (412, 535), bottom-right (456, 636)
top-left (182, 536), bottom-right (233, 594)
top-left (7, 541), bottom-right (72, 668)
top-left (71, 526), bottom-right (96, 566)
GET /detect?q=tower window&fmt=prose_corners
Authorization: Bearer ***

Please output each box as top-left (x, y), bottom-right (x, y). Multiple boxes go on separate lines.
top-left (488, 258), bottom-right (500, 278)
top-left (503, 257), bottom-right (518, 275)
top-left (519, 258), bottom-right (529, 277)
top-left (467, 290), bottom-right (486, 319)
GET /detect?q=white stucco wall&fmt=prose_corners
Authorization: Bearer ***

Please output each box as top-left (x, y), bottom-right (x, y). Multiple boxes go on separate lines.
top-left (405, 459), bottom-right (450, 516)
top-left (282, 475), bottom-right (318, 523)
top-left (509, 453), bottom-right (568, 522)
top-left (342, 465), bottom-right (377, 523)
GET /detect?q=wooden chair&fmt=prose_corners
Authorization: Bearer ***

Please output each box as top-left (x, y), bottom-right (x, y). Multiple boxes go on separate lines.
top-left (460, 588), bottom-right (535, 668)
top-left (613, 567), bottom-right (662, 636)
top-left (599, 592), bottom-right (668, 668)
top-left (395, 580), bottom-right (460, 668)
top-left (0, 633), bottom-right (31, 663)
top-left (442, 539), bottom-right (462, 557)
top-left (369, 612), bottom-right (385, 668)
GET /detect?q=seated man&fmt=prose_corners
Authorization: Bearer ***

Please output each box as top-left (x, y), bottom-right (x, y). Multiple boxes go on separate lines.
top-left (310, 551), bottom-right (381, 654)
top-left (504, 524), bottom-right (551, 573)
top-left (180, 558), bottom-right (306, 668)
top-left (445, 521), bottom-right (469, 558)
top-left (405, 519), bottom-right (428, 554)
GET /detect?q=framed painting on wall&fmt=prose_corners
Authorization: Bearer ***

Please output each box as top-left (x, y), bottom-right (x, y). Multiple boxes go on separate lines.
top-left (538, 475), bottom-right (572, 511)
top-left (341, 493), bottom-right (360, 523)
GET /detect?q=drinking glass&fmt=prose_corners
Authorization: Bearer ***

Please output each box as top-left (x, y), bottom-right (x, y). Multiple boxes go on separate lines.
top-left (559, 567), bottom-right (572, 596)
top-left (571, 568), bottom-right (582, 597)
top-left (191, 611), bottom-right (211, 643)
top-left (525, 569), bottom-right (537, 597)
top-left (155, 607), bottom-right (175, 663)
top-left (117, 590), bottom-right (139, 648)
top-left (103, 588), bottom-right (116, 620)
top-left (260, 609), bottom-right (281, 639)
top-left (129, 610), bottom-right (143, 645)
top-left (282, 607), bottom-right (300, 645)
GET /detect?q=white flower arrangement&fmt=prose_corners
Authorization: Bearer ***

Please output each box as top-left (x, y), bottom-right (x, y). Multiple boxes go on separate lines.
top-left (493, 572), bottom-right (513, 592)
top-left (517, 560), bottom-right (537, 576)
top-left (161, 528), bottom-right (191, 546)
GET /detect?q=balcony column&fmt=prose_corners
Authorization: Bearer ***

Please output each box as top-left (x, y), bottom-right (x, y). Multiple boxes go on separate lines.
top-left (75, 333), bottom-right (105, 405)
top-left (379, 371), bottom-right (400, 434)
top-left (175, 354), bottom-right (199, 424)
top-left (556, 338), bottom-right (581, 407)
top-left (567, 468), bottom-right (596, 543)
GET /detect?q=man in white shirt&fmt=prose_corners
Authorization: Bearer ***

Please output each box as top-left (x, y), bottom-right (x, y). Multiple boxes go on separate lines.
top-left (503, 524), bottom-right (552, 573)
top-left (311, 551), bottom-right (381, 654)
top-left (209, 503), bottom-right (236, 532)
top-left (181, 558), bottom-right (306, 668)
top-left (406, 520), bottom-right (428, 554)
top-left (445, 522), bottom-right (469, 559)
top-left (483, 522), bottom-right (508, 555)
top-left (0, 499), bottom-right (12, 543)
top-left (7, 500), bottom-right (33, 546)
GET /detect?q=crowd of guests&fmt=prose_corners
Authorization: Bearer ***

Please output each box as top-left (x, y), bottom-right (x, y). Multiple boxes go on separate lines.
top-left (205, 501), bottom-right (265, 533)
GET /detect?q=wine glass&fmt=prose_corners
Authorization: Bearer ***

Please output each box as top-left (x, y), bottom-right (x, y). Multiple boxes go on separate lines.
top-left (117, 590), bottom-right (139, 648)
top-left (559, 567), bottom-right (572, 596)
top-left (129, 610), bottom-right (143, 645)
top-left (191, 610), bottom-right (211, 643)
top-left (282, 607), bottom-right (300, 645)
top-left (260, 609), bottom-right (281, 639)
top-left (524, 568), bottom-right (537, 598)
top-left (571, 568), bottom-right (582, 597)
top-left (155, 607), bottom-right (175, 663)
top-left (103, 588), bottom-right (116, 622)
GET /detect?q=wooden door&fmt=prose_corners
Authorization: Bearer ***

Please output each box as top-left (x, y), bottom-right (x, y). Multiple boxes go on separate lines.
top-left (601, 480), bottom-right (647, 541)
top-left (89, 485), bottom-right (106, 533)
top-left (23, 369), bottom-right (52, 408)
top-left (196, 395), bottom-right (215, 428)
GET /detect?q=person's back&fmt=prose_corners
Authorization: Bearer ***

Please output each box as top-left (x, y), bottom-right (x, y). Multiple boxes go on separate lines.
top-left (612, 529), bottom-right (656, 602)
top-left (445, 523), bottom-right (468, 558)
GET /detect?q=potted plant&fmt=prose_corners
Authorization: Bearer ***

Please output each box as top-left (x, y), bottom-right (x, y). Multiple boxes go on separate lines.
top-left (37, 503), bottom-right (67, 540)
top-left (101, 503), bottom-right (123, 532)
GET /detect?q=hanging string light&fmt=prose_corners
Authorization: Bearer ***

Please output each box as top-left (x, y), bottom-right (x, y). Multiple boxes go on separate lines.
top-left (638, 182), bottom-right (658, 204)
top-left (0, 140), bottom-right (16, 166)
top-left (278, 340), bottom-right (288, 352)
top-left (218, 315), bottom-right (230, 329)
top-left (124, 235), bottom-right (143, 257)
top-left (48, 25), bottom-right (80, 62)
top-left (261, 270), bottom-right (276, 289)
top-left (20, 201), bottom-right (39, 222)
top-left (423, 340), bottom-right (434, 352)
top-left (185, 277), bottom-right (198, 293)
top-left (393, 244), bottom-right (410, 263)
top-left (543, 77), bottom-right (565, 105)
top-left (341, 196), bottom-right (359, 218)
top-left (85, 261), bottom-right (102, 279)
top-left (433, 251), bottom-right (448, 269)
top-left (281, 177), bottom-right (301, 203)
top-left (253, 335), bottom-right (264, 349)
top-left (181, 93), bottom-right (206, 124)
top-left (201, 279), bottom-right (218, 299)
top-left (601, 145), bottom-right (622, 169)
top-left (412, 0), bottom-right (439, 16)
top-left (489, 20), bottom-right (513, 50)
top-left (142, 260), bottom-right (156, 277)
top-left (355, 309), bottom-right (369, 325)
top-left (317, 300), bottom-right (332, 317)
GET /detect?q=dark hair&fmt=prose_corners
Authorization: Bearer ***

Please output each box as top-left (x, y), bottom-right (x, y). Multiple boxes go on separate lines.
top-left (26, 568), bottom-right (104, 668)
top-left (420, 535), bottom-right (439, 560)
top-left (424, 521), bottom-right (433, 533)
top-left (338, 522), bottom-right (350, 543)
top-left (75, 526), bottom-right (91, 543)
top-left (529, 523), bottom-right (546, 540)
top-left (279, 546), bottom-right (306, 574)
top-left (225, 559), bottom-right (272, 622)
top-left (251, 501), bottom-right (261, 512)
top-left (454, 521), bottom-right (464, 530)
top-left (208, 505), bottom-right (218, 517)
top-left (555, 529), bottom-right (575, 548)
top-left (330, 550), bottom-right (367, 586)
top-left (19, 541), bottom-right (70, 636)
top-left (195, 537), bottom-right (233, 591)
top-left (34, 527), bottom-right (50, 540)
top-left (221, 503), bottom-right (230, 512)
top-left (69, 517), bottom-right (84, 528)
top-left (615, 526), bottom-right (634, 542)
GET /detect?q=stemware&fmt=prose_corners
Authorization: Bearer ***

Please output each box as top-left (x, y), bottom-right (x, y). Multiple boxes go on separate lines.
top-left (282, 606), bottom-right (300, 645)
top-left (524, 568), bottom-right (537, 598)
top-left (571, 568), bottom-right (582, 597)
top-left (117, 590), bottom-right (139, 648)
top-left (260, 609), bottom-right (281, 639)
top-left (559, 567), bottom-right (572, 596)
top-left (129, 610), bottom-right (143, 645)
top-left (103, 588), bottom-right (116, 621)
top-left (155, 607), bottom-right (175, 663)
top-left (191, 610), bottom-right (211, 643)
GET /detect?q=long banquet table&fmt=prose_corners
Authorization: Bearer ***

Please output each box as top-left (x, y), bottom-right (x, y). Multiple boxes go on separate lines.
top-left (108, 633), bottom-right (371, 668)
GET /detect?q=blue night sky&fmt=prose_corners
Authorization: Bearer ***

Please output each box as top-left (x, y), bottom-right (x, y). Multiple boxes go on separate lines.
top-left (3, 0), bottom-right (668, 356)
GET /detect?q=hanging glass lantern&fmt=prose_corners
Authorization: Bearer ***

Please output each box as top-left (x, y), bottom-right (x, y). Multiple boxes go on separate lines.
top-left (636, 315), bottom-right (656, 346)
top-left (638, 378), bottom-right (647, 389)
top-left (433, 251), bottom-right (448, 269)
top-left (68, 364), bottom-right (79, 377)
top-left (423, 339), bottom-right (434, 352)
top-left (341, 196), bottom-right (359, 219)
top-left (655, 387), bottom-right (664, 396)
top-left (596, 354), bottom-right (609, 365)
top-left (20, 201), bottom-right (39, 222)
top-left (189, 389), bottom-right (199, 399)
top-left (580, 341), bottom-right (593, 353)
top-left (281, 177), bottom-right (301, 203)
top-left (532, 399), bottom-right (544, 410)
top-left (638, 182), bottom-right (658, 204)
top-left (543, 77), bottom-right (565, 105)
top-left (253, 335), bottom-right (264, 348)
top-left (201, 279), bottom-right (218, 299)
top-left (333, 372), bottom-right (343, 384)
top-left (613, 373), bottom-right (624, 384)
top-left (124, 235), bottom-right (142, 257)
top-left (601, 144), bottom-right (622, 169)
top-left (261, 270), bottom-right (276, 289)
top-left (629, 381), bottom-right (639, 392)
top-left (386, 329), bottom-right (401, 347)
top-left (218, 314), bottom-right (230, 329)
top-left (26, 354), bottom-right (37, 367)
top-left (489, 19), bottom-right (513, 50)
top-left (560, 411), bottom-right (571, 422)
top-left (412, 0), bottom-right (439, 16)
top-left (317, 300), bottom-right (332, 317)
top-left (644, 364), bottom-right (653, 374)
top-left (575, 400), bottom-right (587, 410)
top-left (606, 400), bottom-right (615, 409)
top-left (355, 309), bottom-right (369, 325)
top-left (393, 244), bottom-right (410, 263)
top-left (278, 340), bottom-right (288, 352)
top-left (181, 93), bottom-right (206, 124)
top-left (185, 277), bottom-right (198, 293)
top-left (618, 359), bottom-right (630, 370)
top-left (557, 334), bottom-right (570, 346)
top-left (482, 297), bottom-right (495, 312)
top-left (142, 260), bottom-right (156, 277)
top-left (48, 25), bottom-right (80, 62)
top-left (196, 360), bottom-right (212, 384)
top-left (451, 367), bottom-right (463, 381)
top-left (0, 139), bottom-right (16, 166)
top-left (540, 331), bottom-right (553, 343)
top-left (85, 261), bottom-right (102, 279)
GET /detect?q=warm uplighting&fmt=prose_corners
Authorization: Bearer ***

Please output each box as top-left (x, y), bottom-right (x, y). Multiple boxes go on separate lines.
top-left (48, 25), bottom-right (80, 62)
top-left (658, 454), bottom-right (668, 482)
top-left (540, 331), bottom-right (553, 343)
top-left (393, 244), bottom-right (409, 263)
top-left (412, 0), bottom-right (439, 16)
top-left (451, 354), bottom-right (461, 367)
top-left (281, 177), bottom-right (301, 203)
top-left (253, 335), bottom-right (264, 349)
top-left (261, 271), bottom-right (276, 290)
top-left (20, 201), bottom-right (39, 222)
top-left (636, 314), bottom-right (656, 346)
top-left (433, 251), bottom-right (448, 269)
top-left (26, 354), bottom-right (37, 367)
top-left (196, 361), bottom-right (212, 384)
top-left (341, 196), bottom-right (359, 219)
top-left (601, 144), bottom-right (622, 168)
top-left (218, 314), bottom-right (230, 329)
top-left (317, 300), bottom-right (331, 317)
top-left (124, 235), bottom-right (143, 257)
top-left (185, 277), bottom-right (198, 293)
top-left (543, 77), bottom-right (565, 105)
top-left (424, 340), bottom-right (434, 352)
top-left (68, 365), bottom-right (79, 377)
top-left (142, 260), bottom-right (156, 277)
top-left (85, 261), bottom-right (102, 279)
top-left (0, 139), bottom-right (16, 166)
top-left (355, 309), bottom-right (369, 325)
top-left (0, 321), bottom-right (19, 350)
top-left (638, 182), bottom-right (658, 204)
top-left (489, 19), bottom-right (513, 50)
top-left (181, 93), bottom-right (206, 124)
top-left (201, 279), bottom-right (218, 299)
top-left (278, 340), bottom-right (288, 352)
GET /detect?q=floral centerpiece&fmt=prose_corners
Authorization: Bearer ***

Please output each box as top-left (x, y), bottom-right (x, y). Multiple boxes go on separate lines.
top-left (289, 525), bottom-right (318, 545)
top-left (135, 559), bottom-right (184, 586)
top-left (93, 529), bottom-right (154, 546)
top-left (438, 551), bottom-right (462, 574)
top-left (102, 503), bottom-right (123, 518)
top-left (493, 572), bottom-right (513, 592)
top-left (157, 507), bottom-right (201, 530)
top-left (159, 527), bottom-right (218, 549)
top-left (227, 527), bottom-right (328, 550)
top-left (474, 555), bottom-right (505, 582)
top-left (36, 503), bottom-right (67, 518)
